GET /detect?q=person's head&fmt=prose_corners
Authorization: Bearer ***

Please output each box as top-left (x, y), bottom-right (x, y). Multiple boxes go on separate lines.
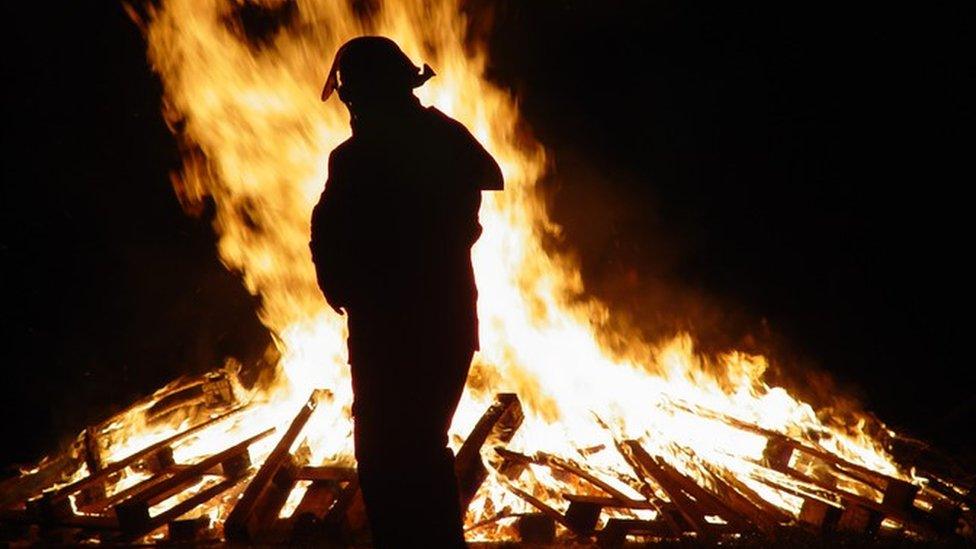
top-left (321, 36), bottom-right (434, 117)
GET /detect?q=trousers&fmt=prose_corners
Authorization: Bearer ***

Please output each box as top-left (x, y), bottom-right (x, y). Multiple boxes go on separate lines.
top-left (348, 308), bottom-right (474, 548)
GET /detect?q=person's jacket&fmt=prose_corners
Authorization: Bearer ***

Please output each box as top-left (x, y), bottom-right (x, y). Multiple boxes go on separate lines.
top-left (310, 104), bottom-right (503, 320)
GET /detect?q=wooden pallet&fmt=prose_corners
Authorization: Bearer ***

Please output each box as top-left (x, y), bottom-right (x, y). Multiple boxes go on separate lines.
top-left (2, 389), bottom-right (972, 545)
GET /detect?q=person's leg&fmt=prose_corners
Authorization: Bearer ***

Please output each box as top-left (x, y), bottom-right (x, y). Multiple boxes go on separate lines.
top-left (349, 343), bottom-right (412, 547)
top-left (352, 410), bottom-right (414, 547)
top-left (401, 343), bottom-right (472, 547)
top-left (350, 343), bottom-right (472, 547)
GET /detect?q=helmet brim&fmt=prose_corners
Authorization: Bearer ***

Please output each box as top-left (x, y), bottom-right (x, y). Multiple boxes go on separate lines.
top-left (320, 38), bottom-right (435, 102)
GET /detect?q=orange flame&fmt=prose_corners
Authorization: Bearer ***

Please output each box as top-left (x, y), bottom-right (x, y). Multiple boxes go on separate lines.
top-left (68, 0), bottom-right (916, 539)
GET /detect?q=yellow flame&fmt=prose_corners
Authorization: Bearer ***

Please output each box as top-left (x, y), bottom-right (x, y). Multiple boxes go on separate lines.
top-left (79, 0), bottom-right (917, 537)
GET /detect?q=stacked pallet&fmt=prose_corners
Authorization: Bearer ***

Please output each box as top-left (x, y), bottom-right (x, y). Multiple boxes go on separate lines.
top-left (0, 383), bottom-right (971, 546)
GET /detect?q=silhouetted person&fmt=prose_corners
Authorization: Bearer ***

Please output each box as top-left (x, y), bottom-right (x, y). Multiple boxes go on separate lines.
top-left (310, 37), bottom-right (503, 548)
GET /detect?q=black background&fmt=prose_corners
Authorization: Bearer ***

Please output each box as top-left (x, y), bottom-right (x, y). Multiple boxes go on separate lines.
top-left (1, 1), bottom-right (972, 466)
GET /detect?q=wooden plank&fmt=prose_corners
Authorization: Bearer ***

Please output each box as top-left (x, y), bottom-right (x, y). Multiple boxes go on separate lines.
top-left (748, 468), bottom-right (840, 505)
top-left (319, 478), bottom-right (365, 546)
top-left (564, 496), bottom-right (603, 534)
top-left (590, 418), bottom-right (687, 537)
top-left (914, 496), bottom-right (963, 535)
top-left (881, 477), bottom-right (920, 512)
top-left (30, 491), bottom-right (76, 522)
top-left (492, 446), bottom-right (662, 536)
top-left (294, 465), bottom-right (357, 482)
top-left (836, 503), bottom-right (883, 534)
top-left (114, 428), bottom-right (273, 534)
top-left (1, 507), bottom-right (119, 530)
top-left (0, 453), bottom-right (83, 509)
top-left (672, 401), bottom-right (916, 496)
top-left (455, 393), bottom-right (523, 509)
top-left (748, 468), bottom-right (878, 535)
top-left (224, 390), bottom-right (324, 542)
top-left (123, 427), bottom-right (270, 506)
top-left (496, 449), bottom-right (530, 480)
top-left (239, 457), bottom-right (323, 545)
top-left (920, 473), bottom-right (975, 509)
top-left (50, 404), bottom-right (249, 501)
top-left (495, 447), bottom-right (653, 510)
top-left (147, 383), bottom-right (208, 422)
top-left (788, 466), bottom-right (899, 519)
top-left (728, 414), bottom-right (903, 492)
top-left (245, 475), bottom-right (295, 544)
top-left (711, 464), bottom-right (791, 523)
top-left (323, 478), bottom-right (361, 525)
top-left (563, 494), bottom-right (656, 509)
top-left (756, 461), bottom-right (943, 537)
top-left (724, 423), bottom-right (950, 537)
top-left (619, 441), bottom-right (728, 538)
top-left (654, 457), bottom-right (751, 530)
top-left (515, 512), bottom-right (556, 543)
top-left (499, 478), bottom-right (575, 532)
top-left (762, 434), bottom-right (795, 472)
top-left (83, 427), bottom-right (104, 481)
top-left (167, 516), bottom-right (210, 542)
top-left (702, 463), bottom-right (788, 536)
top-left (562, 494), bottom-right (656, 534)
top-left (140, 446), bottom-right (176, 474)
top-left (798, 497), bottom-right (842, 531)
top-left (145, 478), bottom-right (237, 534)
top-left (281, 481), bottom-right (342, 544)
top-left (79, 465), bottom-right (190, 513)
top-left (254, 479), bottom-right (346, 545)
top-left (597, 518), bottom-right (671, 548)
top-left (539, 451), bottom-right (653, 507)
top-left (48, 513), bottom-right (120, 530)
top-left (291, 481), bottom-right (339, 520)
top-left (110, 477), bottom-right (239, 542)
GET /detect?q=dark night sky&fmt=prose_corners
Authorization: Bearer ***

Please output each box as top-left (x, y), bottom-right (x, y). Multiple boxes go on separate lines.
top-left (1, 1), bottom-right (973, 466)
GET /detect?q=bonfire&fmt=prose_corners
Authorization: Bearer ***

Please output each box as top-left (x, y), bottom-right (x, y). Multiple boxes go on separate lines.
top-left (1, 0), bottom-right (971, 546)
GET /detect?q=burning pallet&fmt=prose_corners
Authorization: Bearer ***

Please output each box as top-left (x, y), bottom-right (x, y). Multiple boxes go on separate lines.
top-left (1, 380), bottom-right (972, 546)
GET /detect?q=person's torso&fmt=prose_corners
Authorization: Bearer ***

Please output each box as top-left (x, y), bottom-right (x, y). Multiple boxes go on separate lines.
top-left (337, 107), bottom-right (483, 310)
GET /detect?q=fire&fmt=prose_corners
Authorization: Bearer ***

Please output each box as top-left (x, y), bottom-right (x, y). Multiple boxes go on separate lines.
top-left (19, 0), bottom-right (924, 541)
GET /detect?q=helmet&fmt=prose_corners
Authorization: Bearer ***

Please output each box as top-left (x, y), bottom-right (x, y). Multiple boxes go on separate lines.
top-left (321, 36), bottom-right (435, 102)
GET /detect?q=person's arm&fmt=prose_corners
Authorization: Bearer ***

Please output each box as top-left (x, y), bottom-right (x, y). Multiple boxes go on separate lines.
top-left (309, 149), bottom-right (351, 313)
top-left (467, 132), bottom-right (503, 191)
top-left (442, 115), bottom-right (504, 192)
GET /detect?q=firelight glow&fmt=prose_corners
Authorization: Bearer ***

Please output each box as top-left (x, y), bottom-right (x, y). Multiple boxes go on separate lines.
top-left (62, 0), bottom-right (918, 539)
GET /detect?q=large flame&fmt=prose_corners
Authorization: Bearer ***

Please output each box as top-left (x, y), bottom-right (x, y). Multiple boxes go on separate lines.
top-left (87, 0), bottom-right (912, 539)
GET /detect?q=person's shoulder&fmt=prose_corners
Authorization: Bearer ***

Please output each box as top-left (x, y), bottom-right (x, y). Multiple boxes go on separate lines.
top-left (330, 137), bottom-right (357, 161)
top-left (424, 106), bottom-right (503, 191)
top-left (328, 136), bottom-right (364, 173)
top-left (424, 106), bottom-right (474, 138)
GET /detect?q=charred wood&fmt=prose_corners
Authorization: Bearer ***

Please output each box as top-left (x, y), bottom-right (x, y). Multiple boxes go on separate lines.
top-left (223, 389), bottom-right (324, 542)
top-left (798, 497), bottom-right (842, 531)
top-left (562, 494), bottom-right (655, 534)
top-left (112, 427), bottom-right (272, 536)
top-left (48, 404), bottom-right (249, 505)
top-left (499, 477), bottom-right (575, 533)
top-left (167, 516), bottom-right (211, 542)
top-left (596, 518), bottom-right (671, 548)
top-left (515, 512), bottom-right (556, 543)
top-left (455, 393), bottom-right (523, 509)
top-left (619, 440), bottom-right (744, 539)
